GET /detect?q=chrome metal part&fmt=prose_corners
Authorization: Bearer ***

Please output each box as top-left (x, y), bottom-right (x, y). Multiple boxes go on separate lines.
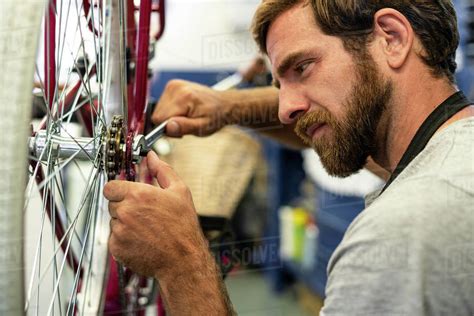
top-left (129, 120), bottom-right (168, 163)
top-left (131, 134), bottom-right (145, 164)
top-left (211, 73), bottom-right (243, 91)
top-left (144, 119), bottom-right (168, 149)
top-left (29, 130), bottom-right (98, 161)
top-left (29, 115), bottom-right (145, 181)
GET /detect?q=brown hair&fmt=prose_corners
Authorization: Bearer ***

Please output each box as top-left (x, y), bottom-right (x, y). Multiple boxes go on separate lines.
top-left (251, 0), bottom-right (459, 82)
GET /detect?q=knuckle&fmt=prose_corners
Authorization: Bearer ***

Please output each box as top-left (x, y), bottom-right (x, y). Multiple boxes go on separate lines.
top-left (108, 203), bottom-right (117, 218)
top-left (151, 110), bottom-right (161, 122)
top-left (116, 206), bottom-right (127, 222)
top-left (165, 79), bottom-right (183, 91)
top-left (175, 182), bottom-right (190, 195)
top-left (111, 219), bottom-right (127, 239)
top-left (109, 218), bottom-right (117, 231)
top-left (164, 80), bottom-right (176, 91)
top-left (128, 184), bottom-right (146, 200)
top-left (178, 87), bottom-right (195, 103)
top-left (108, 235), bottom-right (119, 256)
top-left (115, 222), bottom-right (126, 237)
top-left (117, 208), bottom-right (131, 225)
top-left (104, 180), bottom-right (128, 200)
top-left (103, 182), bottom-right (114, 198)
top-left (127, 186), bottom-right (139, 199)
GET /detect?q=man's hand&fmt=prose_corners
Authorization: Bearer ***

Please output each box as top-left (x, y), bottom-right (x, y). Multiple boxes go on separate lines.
top-left (152, 79), bottom-right (233, 137)
top-left (103, 152), bottom-right (235, 314)
top-left (103, 151), bottom-right (207, 278)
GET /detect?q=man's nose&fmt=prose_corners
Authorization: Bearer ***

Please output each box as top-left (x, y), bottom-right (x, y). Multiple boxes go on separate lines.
top-left (278, 85), bottom-right (309, 124)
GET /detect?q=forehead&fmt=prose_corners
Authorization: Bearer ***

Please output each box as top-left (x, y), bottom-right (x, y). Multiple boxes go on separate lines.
top-left (266, 3), bottom-right (329, 65)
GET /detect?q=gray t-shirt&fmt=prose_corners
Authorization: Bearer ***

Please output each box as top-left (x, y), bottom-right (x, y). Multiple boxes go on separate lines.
top-left (321, 117), bottom-right (474, 316)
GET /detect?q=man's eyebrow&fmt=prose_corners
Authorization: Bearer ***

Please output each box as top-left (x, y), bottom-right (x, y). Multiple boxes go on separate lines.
top-left (273, 49), bottom-right (316, 89)
top-left (276, 50), bottom-right (309, 78)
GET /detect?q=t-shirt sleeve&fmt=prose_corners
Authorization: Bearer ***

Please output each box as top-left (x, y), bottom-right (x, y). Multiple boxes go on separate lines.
top-left (320, 179), bottom-right (474, 316)
top-left (320, 231), bottom-right (422, 316)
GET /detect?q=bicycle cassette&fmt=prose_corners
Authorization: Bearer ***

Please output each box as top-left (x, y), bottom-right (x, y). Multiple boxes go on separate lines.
top-left (105, 115), bottom-right (126, 180)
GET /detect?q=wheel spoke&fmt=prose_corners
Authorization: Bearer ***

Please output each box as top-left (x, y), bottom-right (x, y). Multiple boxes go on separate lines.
top-left (24, 1), bottom-right (126, 314)
top-left (26, 167), bottom-right (103, 309)
top-left (46, 172), bottom-right (100, 316)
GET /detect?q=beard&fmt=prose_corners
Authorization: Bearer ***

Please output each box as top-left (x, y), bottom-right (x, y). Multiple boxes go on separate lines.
top-left (295, 54), bottom-right (393, 178)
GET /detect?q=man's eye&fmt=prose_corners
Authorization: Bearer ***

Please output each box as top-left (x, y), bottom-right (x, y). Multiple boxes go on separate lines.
top-left (295, 61), bottom-right (311, 74)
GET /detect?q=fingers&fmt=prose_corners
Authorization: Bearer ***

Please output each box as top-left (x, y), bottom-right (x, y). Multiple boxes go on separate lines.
top-left (165, 120), bottom-right (182, 137)
top-left (151, 79), bottom-right (216, 137)
top-left (146, 151), bottom-right (183, 189)
top-left (152, 79), bottom-right (191, 125)
top-left (108, 231), bottom-right (123, 264)
top-left (103, 180), bottom-right (129, 202)
top-left (109, 217), bottom-right (119, 233)
top-left (152, 103), bottom-right (188, 128)
top-left (166, 116), bottom-right (211, 137)
top-left (108, 201), bottom-right (119, 219)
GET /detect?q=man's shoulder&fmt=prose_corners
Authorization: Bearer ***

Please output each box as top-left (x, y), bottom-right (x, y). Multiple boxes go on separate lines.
top-left (397, 116), bottom-right (474, 183)
top-left (332, 115), bottom-right (474, 270)
top-left (322, 118), bottom-right (474, 315)
top-left (354, 150), bottom-right (473, 240)
top-left (360, 174), bottom-right (473, 233)
top-left (359, 116), bottom-right (474, 224)
top-left (325, 172), bottom-right (474, 315)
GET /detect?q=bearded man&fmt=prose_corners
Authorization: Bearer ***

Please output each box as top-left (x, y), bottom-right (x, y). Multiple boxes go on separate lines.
top-left (103, 0), bottom-right (474, 314)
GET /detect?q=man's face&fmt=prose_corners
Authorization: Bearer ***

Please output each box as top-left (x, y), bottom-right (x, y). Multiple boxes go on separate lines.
top-left (267, 3), bottom-right (393, 177)
top-left (295, 56), bottom-right (393, 177)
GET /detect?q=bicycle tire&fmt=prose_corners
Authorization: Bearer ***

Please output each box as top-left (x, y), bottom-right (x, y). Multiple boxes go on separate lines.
top-left (0, 0), bottom-right (45, 314)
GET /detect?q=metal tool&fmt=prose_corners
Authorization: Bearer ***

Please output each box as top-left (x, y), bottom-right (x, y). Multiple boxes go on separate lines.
top-left (131, 120), bottom-right (168, 163)
top-left (144, 119), bottom-right (169, 151)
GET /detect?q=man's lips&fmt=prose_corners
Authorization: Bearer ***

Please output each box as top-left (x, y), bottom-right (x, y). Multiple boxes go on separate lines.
top-left (306, 123), bottom-right (327, 139)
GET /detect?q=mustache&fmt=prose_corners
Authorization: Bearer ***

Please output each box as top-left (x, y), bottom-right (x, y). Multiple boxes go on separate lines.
top-left (294, 108), bottom-right (337, 142)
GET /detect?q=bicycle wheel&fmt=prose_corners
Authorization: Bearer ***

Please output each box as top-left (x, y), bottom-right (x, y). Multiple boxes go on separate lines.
top-left (0, 0), bottom-right (42, 314)
top-left (1, 0), bottom-right (128, 314)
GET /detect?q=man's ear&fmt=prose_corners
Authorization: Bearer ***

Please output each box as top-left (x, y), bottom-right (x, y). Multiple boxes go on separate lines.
top-left (372, 8), bottom-right (414, 70)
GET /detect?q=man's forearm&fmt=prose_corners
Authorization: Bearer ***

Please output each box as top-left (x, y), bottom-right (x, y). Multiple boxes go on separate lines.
top-left (157, 249), bottom-right (235, 315)
top-left (222, 86), bottom-right (307, 149)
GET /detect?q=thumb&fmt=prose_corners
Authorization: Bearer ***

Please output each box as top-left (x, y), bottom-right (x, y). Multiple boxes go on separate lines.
top-left (166, 116), bottom-right (213, 137)
top-left (146, 151), bottom-right (182, 189)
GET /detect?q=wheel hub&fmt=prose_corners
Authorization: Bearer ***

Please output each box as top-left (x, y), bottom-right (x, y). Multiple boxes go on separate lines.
top-left (29, 115), bottom-right (144, 181)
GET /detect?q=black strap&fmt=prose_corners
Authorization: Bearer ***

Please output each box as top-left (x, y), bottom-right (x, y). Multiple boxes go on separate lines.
top-left (382, 91), bottom-right (472, 193)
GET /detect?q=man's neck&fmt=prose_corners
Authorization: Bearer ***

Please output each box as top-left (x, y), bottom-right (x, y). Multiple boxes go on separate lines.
top-left (374, 78), bottom-right (459, 173)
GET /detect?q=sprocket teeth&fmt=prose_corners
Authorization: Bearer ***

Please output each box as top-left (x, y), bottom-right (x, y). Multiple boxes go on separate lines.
top-left (105, 115), bottom-right (125, 181)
